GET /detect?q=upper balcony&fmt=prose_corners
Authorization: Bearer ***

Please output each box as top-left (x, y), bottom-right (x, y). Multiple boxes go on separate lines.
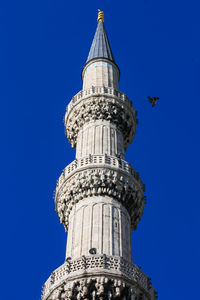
top-left (66, 86), bottom-right (134, 115)
top-left (64, 87), bottom-right (138, 150)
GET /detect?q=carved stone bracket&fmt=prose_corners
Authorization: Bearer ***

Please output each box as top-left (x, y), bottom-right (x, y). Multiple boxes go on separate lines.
top-left (55, 166), bottom-right (144, 231)
top-left (43, 273), bottom-right (154, 300)
top-left (64, 94), bottom-right (137, 150)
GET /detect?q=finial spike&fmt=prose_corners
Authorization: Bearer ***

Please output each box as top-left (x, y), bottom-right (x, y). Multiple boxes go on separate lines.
top-left (97, 9), bottom-right (104, 22)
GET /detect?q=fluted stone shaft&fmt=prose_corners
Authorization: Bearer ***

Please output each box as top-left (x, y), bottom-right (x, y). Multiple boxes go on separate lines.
top-left (76, 120), bottom-right (124, 159)
top-left (66, 196), bottom-right (132, 262)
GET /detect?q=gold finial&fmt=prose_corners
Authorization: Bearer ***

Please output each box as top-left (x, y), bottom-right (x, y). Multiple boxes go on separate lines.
top-left (97, 9), bottom-right (104, 22)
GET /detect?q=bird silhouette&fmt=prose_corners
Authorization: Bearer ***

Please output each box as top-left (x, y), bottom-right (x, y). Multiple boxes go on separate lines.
top-left (147, 96), bottom-right (160, 107)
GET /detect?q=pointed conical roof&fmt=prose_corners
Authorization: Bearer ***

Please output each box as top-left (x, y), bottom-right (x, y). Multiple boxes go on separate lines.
top-left (86, 21), bottom-right (116, 65)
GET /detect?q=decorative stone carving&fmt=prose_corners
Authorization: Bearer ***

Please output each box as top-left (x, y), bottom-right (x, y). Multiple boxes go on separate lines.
top-left (42, 274), bottom-right (153, 300)
top-left (48, 287), bottom-right (63, 300)
top-left (64, 95), bottom-right (137, 150)
top-left (56, 154), bottom-right (144, 191)
top-left (66, 86), bottom-right (134, 119)
top-left (55, 166), bottom-right (144, 231)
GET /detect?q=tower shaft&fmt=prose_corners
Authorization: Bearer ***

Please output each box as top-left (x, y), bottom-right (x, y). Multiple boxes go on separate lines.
top-left (41, 11), bottom-right (155, 300)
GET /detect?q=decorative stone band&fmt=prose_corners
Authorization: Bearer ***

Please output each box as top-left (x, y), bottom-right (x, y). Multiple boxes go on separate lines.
top-left (55, 155), bottom-right (145, 231)
top-left (41, 255), bottom-right (154, 300)
top-left (64, 89), bottom-right (137, 150)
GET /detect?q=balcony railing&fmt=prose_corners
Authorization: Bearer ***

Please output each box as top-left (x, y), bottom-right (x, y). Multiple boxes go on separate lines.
top-left (66, 86), bottom-right (134, 114)
top-left (55, 154), bottom-right (143, 193)
top-left (41, 254), bottom-right (151, 299)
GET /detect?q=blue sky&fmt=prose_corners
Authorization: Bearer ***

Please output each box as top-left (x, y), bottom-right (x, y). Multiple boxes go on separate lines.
top-left (1, 0), bottom-right (199, 299)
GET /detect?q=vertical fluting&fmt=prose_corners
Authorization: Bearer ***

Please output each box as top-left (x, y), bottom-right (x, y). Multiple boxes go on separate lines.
top-left (76, 120), bottom-right (125, 159)
top-left (65, 197), bottom-right (132, 262)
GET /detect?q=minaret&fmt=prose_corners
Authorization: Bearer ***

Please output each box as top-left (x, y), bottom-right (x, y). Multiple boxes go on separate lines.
top-left (41, 10), bottom-right (155, 300)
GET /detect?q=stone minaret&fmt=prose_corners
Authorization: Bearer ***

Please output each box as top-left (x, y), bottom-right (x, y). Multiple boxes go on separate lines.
top-left (41, 10), bottom-right (155, 300)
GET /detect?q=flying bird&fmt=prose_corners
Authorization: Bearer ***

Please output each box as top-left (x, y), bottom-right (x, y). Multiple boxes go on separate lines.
top-left (147, 96), bottom-right (160, 107)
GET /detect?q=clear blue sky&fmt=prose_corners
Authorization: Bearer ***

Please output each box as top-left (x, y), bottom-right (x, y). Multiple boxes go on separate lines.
top-left (1, 0), bottom-right (199, 299)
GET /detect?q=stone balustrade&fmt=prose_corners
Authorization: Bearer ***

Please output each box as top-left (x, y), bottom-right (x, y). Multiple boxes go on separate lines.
top-left (41, 255), bottom-right (152, 299)
top-left (64, 87), bottom-right (137, 150)
top-left (56, 154), bottom-right (144, 193)
top-left (66, 86), bottom-right (134, 114)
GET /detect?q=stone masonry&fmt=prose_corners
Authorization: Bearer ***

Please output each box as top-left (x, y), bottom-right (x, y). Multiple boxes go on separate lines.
top-left (41, 10), bottom-right (155, 300)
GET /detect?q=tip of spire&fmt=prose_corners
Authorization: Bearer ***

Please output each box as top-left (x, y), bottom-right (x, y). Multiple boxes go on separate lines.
top-left (97, 9), bottom-right (104, 22)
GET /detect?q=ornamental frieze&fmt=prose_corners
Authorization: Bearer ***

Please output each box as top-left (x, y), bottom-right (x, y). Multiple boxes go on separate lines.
top-left (64, 95), bottom-right (137, 149)
top-left (55, 167), bottom-right (144, 231)
top-left (42, 265), bottom-right (153, 300)
top-left (45, 277), bottom-right (141, 300)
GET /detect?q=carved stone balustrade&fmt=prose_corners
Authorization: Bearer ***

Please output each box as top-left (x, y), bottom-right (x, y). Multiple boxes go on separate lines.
top-left (41, 255), bottom-right (154, 300)
top-left (66, 87), bottom-right (134, 114)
